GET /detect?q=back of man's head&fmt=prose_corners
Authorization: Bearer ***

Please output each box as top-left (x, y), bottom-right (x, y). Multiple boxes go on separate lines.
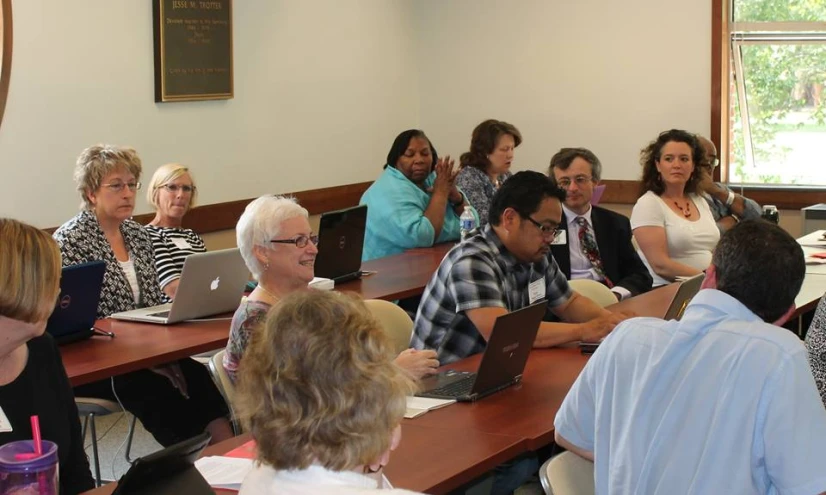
top-left (489, 171), bottom-right (566, 226)
top-left (712, 220), bottom-right (804, 322)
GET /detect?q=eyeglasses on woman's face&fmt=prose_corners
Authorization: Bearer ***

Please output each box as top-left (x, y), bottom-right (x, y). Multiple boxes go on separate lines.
top-left (270, 234), bottom-right (320, 249)
top-left (102, 181), bottom-right (141, 193)
top-left (159, 184), bottom-right (196, 194)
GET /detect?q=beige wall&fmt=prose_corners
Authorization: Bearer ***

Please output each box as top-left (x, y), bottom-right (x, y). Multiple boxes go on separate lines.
top-left (2, 0), bottom-right (717, 229)
top-left (413, 0), bottom-right (711, 181)
top-left (1, 1), bottom-right (419, 227)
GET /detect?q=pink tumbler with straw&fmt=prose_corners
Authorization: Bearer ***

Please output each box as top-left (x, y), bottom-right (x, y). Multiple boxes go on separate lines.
top-left (0, 440), bottom-right (58, 494)
top-left (0, 416), bottom-right (58, 495)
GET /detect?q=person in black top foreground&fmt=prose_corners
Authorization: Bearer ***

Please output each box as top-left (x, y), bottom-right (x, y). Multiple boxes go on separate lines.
top-left (0, 218), bottom-right (94, 494)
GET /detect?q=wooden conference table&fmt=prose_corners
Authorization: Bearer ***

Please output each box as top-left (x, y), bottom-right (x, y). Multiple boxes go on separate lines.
top-left (64, 239), bottom-right (826, 386)
top-left (80, 283), bottom-right (723, 495)
top-left (76, 242), bottom-right (826, 494)
top-left (63, 243), bottom-right (455, 386)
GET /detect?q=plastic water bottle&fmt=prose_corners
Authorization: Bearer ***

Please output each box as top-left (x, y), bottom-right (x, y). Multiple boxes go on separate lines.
top-left (761, 205), bottom-right (779, 224)
top-left (460, 206), bottom-right (476, 240)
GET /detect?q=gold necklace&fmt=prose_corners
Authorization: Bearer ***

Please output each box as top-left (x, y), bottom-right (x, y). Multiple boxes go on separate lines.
top-left (257, 284), bottom-right (280, 303)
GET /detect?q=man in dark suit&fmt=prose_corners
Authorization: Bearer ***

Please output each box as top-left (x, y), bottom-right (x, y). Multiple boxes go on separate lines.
top-left (548, 148), bottom-right (652, 300)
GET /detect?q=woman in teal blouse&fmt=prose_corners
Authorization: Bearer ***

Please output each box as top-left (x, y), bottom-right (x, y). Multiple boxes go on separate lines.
top-left (360, 129), bottom-right (478, 261)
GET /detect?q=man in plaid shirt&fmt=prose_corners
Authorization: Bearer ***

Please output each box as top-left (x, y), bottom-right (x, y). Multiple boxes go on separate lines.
top-left (411, 171), bottom-right (629, 364)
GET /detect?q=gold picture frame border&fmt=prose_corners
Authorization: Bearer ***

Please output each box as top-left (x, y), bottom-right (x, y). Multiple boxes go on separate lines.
top-left (153, 0), bottom-right (234, 103)
top-left (0, 0), bottom-right (13, 129)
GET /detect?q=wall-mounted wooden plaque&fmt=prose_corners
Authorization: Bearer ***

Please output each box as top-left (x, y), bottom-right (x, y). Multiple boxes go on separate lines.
top-left (153, 0), bottom-right (233, 102)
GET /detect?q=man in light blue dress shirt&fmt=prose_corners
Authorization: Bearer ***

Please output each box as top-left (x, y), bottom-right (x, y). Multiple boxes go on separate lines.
top-left (555, 220), bottom-right (826, 495)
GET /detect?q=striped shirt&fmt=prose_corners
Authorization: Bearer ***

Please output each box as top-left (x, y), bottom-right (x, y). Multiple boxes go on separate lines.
top-left (411, 224), bottom-right (573, 364)
top-left (145, 225), bottom-right (207, 289)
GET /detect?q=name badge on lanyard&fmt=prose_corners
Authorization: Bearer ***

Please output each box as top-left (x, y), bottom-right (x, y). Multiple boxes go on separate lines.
top-left (528, 277), bottom-right (546, 304)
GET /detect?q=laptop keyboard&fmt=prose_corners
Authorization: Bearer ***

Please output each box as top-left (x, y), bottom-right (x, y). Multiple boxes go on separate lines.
top-left (147, 311), bottom-right (170, 319)
top-left (427, 377), bottom-right (475, 397)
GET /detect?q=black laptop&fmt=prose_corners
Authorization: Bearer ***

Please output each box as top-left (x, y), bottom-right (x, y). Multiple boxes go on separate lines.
top-left (314, 204), bottom-right (368, 283)
top-left (113, 432), bottom-right (212, 495)
top-left (416, 301), bottom-right (546, 402)
top-left (45, 261), bottom-right (106, 345)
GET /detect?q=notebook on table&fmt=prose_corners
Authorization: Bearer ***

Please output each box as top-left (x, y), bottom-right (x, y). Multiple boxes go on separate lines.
top-left (313, 204), bottom-right (368, 283)
top-left (46, 261), bottom-right (106, 345)
top-left (416, 301), bottom-right (546, 402)
top-left (110, 248), bottom-right (249, 325)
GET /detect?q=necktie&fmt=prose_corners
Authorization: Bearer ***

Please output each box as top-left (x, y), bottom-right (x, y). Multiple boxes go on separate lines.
top-left (575, 217), bottom-right (613, 288)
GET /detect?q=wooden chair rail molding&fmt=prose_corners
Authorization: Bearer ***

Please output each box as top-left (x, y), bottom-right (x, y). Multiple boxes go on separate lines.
top-left (45, 181), bottom-right (372, 235)
top-left (45, 179), bottom-right (823, 235)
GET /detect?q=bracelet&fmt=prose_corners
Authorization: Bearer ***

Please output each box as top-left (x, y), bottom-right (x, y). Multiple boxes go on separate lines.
top-left (730, 213), bottom-right (740, 223)
top-left (725, 190), bottom-right (735, 207)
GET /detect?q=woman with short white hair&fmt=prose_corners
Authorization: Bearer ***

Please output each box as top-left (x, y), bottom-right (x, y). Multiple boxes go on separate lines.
top-left (225, 195), bottom-right (439, 384)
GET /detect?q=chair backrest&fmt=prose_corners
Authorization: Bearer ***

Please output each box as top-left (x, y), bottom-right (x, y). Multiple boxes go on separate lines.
top-left (363, 299), bottom-right (414, 354)
top-left (539, 451), bottom-right (595, 495)
top-left (568, 279), bottom-right (617, 308)
top-left (208, 349), bottom-right (236, 406)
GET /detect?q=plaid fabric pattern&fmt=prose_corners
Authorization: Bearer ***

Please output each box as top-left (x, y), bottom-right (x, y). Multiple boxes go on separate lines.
top-left (411, 225), bottom-right (573, 364)
top-left (575, 216), bottom-right (613, 288)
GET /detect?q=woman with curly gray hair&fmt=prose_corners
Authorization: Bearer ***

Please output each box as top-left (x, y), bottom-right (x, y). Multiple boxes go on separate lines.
top-left (235, 290), bottom-right (421, 494)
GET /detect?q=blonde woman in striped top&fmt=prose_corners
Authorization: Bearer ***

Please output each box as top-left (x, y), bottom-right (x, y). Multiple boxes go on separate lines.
top-left (146, 163), bottom-right (205, 299)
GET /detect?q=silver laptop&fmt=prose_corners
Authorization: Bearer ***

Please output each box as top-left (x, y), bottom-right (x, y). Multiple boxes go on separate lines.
top-left (416, 301), bottom-right (546, 402)
top-left (110, 248), bottom-right (249, 324)
top-left (663, 272), bottom-right (706, 321)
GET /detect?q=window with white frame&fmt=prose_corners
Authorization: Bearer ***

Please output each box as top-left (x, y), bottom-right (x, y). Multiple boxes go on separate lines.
top-left (728, 0), bottom-right (826, 186)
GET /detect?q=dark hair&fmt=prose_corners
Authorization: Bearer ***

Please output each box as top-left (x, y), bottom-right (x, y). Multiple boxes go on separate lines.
top-left (383, 129), bottom-right (438, 170)
top-left (712, 220), bottom-right (805, 322)
top-left (547, 147), bottom-right (603, 184)
top-left (459, 119), bottom-right (522, 172)
top-left (488, 171), bottom-right (566, 226)
top-left (639, 129), bottom-right (705, 197)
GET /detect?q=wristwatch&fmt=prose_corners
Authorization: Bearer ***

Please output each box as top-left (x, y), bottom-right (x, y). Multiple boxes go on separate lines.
top-left (730, 213), bottom-right (741, 223)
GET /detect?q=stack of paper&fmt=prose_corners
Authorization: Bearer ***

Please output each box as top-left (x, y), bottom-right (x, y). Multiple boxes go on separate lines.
top-left (798, 230), bottom-right (826, 247)
top-left (194, 456), bottom-right (254, 491)
top-left (404, 396), bottom-right (456, 419)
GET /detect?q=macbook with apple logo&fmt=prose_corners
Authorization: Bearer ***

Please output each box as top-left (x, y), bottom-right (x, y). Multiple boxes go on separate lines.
top-left (110, 248), bottom-right (249, 324)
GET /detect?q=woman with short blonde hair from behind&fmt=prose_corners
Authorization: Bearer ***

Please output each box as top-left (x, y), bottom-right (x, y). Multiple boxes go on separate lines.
top-left (0, 218), bottom-right (95, 494)
top-left (235, 290), bottom-right (423, 495)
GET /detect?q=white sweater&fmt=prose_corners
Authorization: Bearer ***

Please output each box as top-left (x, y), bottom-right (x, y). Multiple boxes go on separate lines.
top-left (239, 463), bottom-right (424, 495)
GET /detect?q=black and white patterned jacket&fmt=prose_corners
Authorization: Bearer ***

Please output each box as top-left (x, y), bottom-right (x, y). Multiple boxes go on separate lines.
top-left (53, 210), bottom-right (168, 318)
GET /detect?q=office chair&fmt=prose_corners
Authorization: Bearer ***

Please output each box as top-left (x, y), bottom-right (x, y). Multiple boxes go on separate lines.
top-left (568, 279), bottom-right (617, 308)
top-left (207, 350), bottom-right (240, 435)
top-left (539, 451), bottom-right (595, 495)
top-left (363, 299), bottom-right (414, 354)
top-left (77, 397), bottom-right (137, 487)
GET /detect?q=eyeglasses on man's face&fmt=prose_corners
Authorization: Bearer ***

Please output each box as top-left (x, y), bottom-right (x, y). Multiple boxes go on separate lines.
top-left (270, 234), bottom-right (319, 249)
top-left (556, 175), bottom-right (593, 189)
top-left (159, 184), bottom-right (196, 194)
top-left (523, 216), bottom-right (562, 239)
top-left (102, 181), bottom-right (141, 193)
